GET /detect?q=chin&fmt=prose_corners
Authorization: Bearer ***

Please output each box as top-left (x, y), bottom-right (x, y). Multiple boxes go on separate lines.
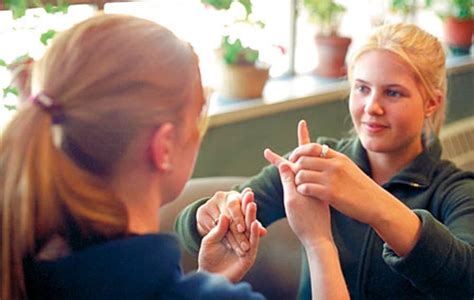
top-left (360, 137), bottom-right (393, 153)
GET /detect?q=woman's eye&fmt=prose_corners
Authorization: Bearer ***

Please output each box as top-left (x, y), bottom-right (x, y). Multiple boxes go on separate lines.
top-left (355, 85), bottom-right (369, 94)
top-left (386, 89), bottom-right (402, 97)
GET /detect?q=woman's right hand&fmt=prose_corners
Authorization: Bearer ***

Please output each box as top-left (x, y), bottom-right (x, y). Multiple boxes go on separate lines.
top-left (265, 120), bottom-right (334, 248)
top-left (198, 209), bottom-right (262, 283)
top-left (267, 120), bottom-right (349, 299)
top-left (196, 188), bottom-right (266, 256)
top-left (277, 161), bottom-right (334, 248)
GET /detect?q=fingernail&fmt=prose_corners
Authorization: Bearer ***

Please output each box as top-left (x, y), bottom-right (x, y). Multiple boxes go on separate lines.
top-left (237, 224), bottom-right (245, 233)
top-left (240, 242), bottom-right (249, 251)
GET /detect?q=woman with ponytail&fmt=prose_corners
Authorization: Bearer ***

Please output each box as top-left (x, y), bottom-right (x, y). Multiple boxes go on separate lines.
top-left (1, 13), bottom-right (264, 299)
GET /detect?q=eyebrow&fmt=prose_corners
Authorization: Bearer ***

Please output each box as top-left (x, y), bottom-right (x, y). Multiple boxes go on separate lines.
top-left (354, 79), bottom-right (408, 89)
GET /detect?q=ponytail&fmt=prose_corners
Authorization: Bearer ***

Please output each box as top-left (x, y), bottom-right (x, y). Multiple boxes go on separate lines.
top-left (1, 105), bottom-right (127, 299)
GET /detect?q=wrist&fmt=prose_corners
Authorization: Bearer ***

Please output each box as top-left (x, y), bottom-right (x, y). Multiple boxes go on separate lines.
top-left (303, 238), bottom-right (337, 255)
top-left (368, 195), bottom-right (422, 256)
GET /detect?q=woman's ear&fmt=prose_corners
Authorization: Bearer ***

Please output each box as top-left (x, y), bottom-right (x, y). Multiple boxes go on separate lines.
top-left (149, 123), bottom-right (175, 172)
top-left (424, 89), bottom-right (443, 117)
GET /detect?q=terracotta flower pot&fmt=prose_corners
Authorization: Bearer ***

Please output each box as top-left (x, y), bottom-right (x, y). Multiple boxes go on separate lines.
top-left (218, 64), bottom-right (269, 100)
top-left (443, 16), bottom-right (474, 55)
top-left (314, 36), bottom-right (352, 78)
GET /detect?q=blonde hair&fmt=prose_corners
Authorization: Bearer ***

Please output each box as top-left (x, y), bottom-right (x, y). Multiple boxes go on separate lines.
top-left (1, 13), bottom-right (203, 299)
top-left (347, 23), bottom-right (447, 138)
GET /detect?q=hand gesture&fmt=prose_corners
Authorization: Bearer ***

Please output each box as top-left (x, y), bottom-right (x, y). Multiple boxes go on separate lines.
top-left (198, 207), bottom-right (262, 283)
top-left (288, 121), bottom-right (422, 256)
top-left (265, 120), bottom-right (350, 299)
top-left (196, 189), bottom-right (266, 256)
top-left (264, 120), bottom-right (333, 248)
top-left (288, 130), bottom-right (382, 225)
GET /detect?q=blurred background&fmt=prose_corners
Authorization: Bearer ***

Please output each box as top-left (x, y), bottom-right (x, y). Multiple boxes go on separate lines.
top-left (1, 0), bottom-right (472, 178)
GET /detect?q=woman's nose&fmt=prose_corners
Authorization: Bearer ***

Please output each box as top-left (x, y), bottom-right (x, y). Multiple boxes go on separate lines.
top-left (364, 93), bottom-right (384, 115)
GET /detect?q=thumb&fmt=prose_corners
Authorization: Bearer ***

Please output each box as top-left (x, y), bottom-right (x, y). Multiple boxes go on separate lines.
top-left (203, 214), bottom-right (230, 244)
top-left (278, 162), bottom-right (297, 197)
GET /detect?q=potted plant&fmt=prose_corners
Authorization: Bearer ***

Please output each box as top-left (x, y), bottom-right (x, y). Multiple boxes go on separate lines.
top-left (389, 0), bottom-right (418, 22)
top-left (432, 0), bottom-right (474, 55)
top-left (303, 0), bottom-right (351, 78)
top-left (202, 0), bottom-right (269, 99)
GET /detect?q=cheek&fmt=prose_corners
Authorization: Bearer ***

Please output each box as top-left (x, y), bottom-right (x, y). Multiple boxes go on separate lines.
top-left (349, 95), bottom-right (363, 121)
top-left (388, 105), bottom-right (425, 137)
top-left (181, 127), bottom-right (201, 172)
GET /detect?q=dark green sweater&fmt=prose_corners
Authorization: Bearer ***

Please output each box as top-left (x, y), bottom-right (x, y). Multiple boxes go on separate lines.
top-left (175, 137), bottom-right (474, 299)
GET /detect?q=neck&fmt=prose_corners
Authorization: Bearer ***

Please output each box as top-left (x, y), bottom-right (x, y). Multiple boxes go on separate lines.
top-left (367, 143), bottom-right (423, 185)
top-left (109, 166), bottom-right (162, 235)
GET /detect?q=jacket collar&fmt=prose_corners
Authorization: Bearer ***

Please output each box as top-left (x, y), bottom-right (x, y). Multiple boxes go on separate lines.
top-left (347, 137), bottom-right (441, 189)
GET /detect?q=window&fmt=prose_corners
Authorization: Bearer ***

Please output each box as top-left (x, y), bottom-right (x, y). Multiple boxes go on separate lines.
top-left (0, 4), bottom-right (96, 130)
top-left (104, 0), bottom-right (292, 84)
top-left (0, 0), bottom-right (449, 131)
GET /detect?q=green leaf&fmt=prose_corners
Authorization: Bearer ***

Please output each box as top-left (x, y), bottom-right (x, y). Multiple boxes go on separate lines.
top-left (222, 36), bottom-right (241, 64)
top-left (44, 1), bottom-right (69, 14)
top-left (0, 59), bottom-right (7, 67)
top-left (40, 29), bottom-right (57, 46)
top-left (237, 0), bottom-right (252, 17)
top-left (3, 104), bottom-right (17, 111)
top-left (201, 0), bottom-right (233, 10)
top-left (6, 0), bottom-right (28, 19)
top-left (3, 86), bottom-right (19, 98)
top-left (244, 48), bottom-right (259, 63)
top-left (221, 36), bottom-right (259, 65)
top-left (44, 3), bottom-right (55, 13)
top-left (303, 0), bottom-right (346, 33)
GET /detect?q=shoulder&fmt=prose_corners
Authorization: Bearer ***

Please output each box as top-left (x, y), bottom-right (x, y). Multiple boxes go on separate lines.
top-left (432, 159), bottom-right (474, 193)
top-left (163, 271), bottom-right (265, 300)
top-left (26, 234), bottom-right (185, 299)
top-left (430, 160), bottom-right (474, 216)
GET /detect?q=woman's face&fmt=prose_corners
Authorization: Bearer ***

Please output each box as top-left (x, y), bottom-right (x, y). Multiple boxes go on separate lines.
top-left (349, 50), bottom-right (428, 159)
top-left (163, 78), bottom-right (206, 204)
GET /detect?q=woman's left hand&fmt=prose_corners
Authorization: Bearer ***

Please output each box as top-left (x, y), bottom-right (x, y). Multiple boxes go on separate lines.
top-left (288, 142), bottom-right (385, 225)
top-left (198, 203), bottom-right (261, 283)
top-left (289, 141), bottom-right (423, 256)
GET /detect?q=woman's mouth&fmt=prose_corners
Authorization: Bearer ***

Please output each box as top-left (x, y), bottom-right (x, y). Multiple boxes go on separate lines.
top-left (362, 122), bottom-right (388, 133)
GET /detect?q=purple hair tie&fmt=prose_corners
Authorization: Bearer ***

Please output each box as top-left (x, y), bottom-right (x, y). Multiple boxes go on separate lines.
top-left (30, 92), bottom-right (65, 124)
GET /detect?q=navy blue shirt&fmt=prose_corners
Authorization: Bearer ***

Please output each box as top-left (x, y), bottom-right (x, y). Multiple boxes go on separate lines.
top-left (26, 233), bottom-right (264, 299)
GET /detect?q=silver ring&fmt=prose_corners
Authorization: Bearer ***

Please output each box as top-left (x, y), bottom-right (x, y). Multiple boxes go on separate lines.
top-left (320, 144), bottom-right (329, 158)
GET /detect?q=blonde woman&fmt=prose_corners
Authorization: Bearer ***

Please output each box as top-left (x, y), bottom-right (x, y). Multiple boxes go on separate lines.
top-left (0, 14), bottom-right (265, 300)
top-left (176, 23), bottom-right (474, 299)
